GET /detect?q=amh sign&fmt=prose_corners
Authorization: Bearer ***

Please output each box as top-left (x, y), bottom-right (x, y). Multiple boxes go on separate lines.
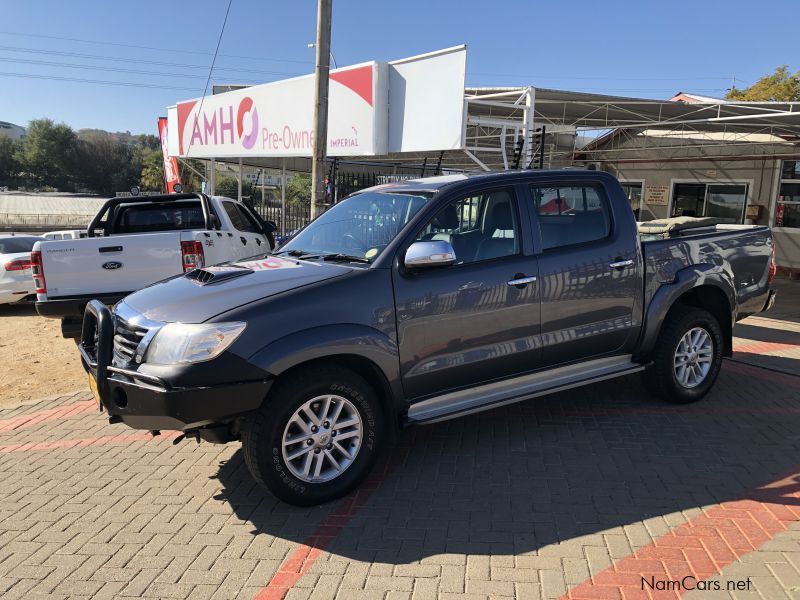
top-left (167, 46), bottom-right (468, 159)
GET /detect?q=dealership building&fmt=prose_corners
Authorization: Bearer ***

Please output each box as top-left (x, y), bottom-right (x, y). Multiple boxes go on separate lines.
top-left (164, 46), bottom-right (800, 272)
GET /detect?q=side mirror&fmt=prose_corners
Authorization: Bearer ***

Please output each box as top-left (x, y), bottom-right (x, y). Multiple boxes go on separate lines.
top-left (263, 220), bottom-right (277, 234)
top-left (404, 240), bottom-right (456, 269)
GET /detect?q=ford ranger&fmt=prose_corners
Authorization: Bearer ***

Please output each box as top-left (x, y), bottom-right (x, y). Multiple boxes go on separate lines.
top-left (78, 171), bottom-right (777, 505)
top-left (33, 192), bottom-right (275, 338)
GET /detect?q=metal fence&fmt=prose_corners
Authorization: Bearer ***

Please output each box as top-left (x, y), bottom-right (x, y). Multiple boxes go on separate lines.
top-left (0, 213), bottom-right (94, 229)
top-left (257, 203), bottom-right (313, 235)
top-left (252, 172), bottom-right (387, 235)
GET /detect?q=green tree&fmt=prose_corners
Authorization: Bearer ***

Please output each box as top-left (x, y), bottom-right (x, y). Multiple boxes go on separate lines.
top-left (14, 119), bottom-right (78, 189)
top-left (214, 175), bottom-right (238, 198)
top-left (726, 66), bottom-right (800, 101)
top-left (285, 173), bottom-right (312, 206)
top-left (0, 136), bottom-right (20, 188)
top-left (213, 173), bottom-right (253, 199)
top-left (74, 130), bottom-right (140, 196)
top-left (139, 148), bottom-right (164, 191)
top-left (178, 159), bottom-right (206, 192)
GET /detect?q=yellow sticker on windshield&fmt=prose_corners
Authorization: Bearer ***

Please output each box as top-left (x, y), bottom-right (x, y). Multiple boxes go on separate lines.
top-left (365, 248), bottom-right (378, 259)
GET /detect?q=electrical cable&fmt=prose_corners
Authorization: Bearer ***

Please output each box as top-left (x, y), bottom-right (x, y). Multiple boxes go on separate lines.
top-left (181, 0), bottom-right (234, 182)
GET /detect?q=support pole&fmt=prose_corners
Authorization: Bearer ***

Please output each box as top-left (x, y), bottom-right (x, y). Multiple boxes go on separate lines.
top-left (209, 159), bottom-right (216, 195)
top-left (281, 158), bottom-right (287, 237)
top-left (237, 157), bottom-right (243, 201)
top-left (310, 0), bottom-right (332, 219)
top-left (523, 87), bottom-right (535, 167)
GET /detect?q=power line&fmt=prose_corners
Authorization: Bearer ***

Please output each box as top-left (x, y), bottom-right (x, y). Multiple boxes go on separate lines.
top-left (0, 70), bottom-right (201, 91)
top-left (182, 0), bottom-right (234, 180)
top-left (0, 30), bottom-right (311, 66)
top-left (0, 56), bottom-right (266, 84)
top-left (0, 44), bottom-right (303, 77)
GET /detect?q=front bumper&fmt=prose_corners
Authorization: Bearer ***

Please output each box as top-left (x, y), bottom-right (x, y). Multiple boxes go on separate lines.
top-left (79, 300), bottom-right (271, 434)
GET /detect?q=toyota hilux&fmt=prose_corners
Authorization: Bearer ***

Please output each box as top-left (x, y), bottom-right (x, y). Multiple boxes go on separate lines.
top-left (79, 170), bottom-right (776, 505)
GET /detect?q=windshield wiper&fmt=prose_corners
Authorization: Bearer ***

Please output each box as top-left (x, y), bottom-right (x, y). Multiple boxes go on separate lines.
top-left (274, 249), bottom-right (312, 257)
top-left (319, 253), bottom-right (371, 264)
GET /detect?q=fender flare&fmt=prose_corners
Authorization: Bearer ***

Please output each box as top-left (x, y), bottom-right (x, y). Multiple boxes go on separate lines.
top-left (635, 264), bottom-right (735, 360)
top-left (248, 323), bottom-right (404, 415)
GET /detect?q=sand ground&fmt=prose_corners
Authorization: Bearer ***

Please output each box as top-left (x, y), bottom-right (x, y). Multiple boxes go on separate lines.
top-left (0, 303), bottom-right (87, 407)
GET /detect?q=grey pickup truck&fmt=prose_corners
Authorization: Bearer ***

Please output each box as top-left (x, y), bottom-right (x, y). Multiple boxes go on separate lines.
top-left (79, 170), bottom-right (776, 505)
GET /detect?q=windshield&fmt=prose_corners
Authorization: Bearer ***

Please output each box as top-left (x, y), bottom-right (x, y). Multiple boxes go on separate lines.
top-left (0, 237), bottom-right (42, 254)
top-left (279, 190), bottom-right (433, 262)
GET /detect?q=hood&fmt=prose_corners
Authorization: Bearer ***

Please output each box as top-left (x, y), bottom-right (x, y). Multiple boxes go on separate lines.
top-left (122, 255), bottom-right (350, 323)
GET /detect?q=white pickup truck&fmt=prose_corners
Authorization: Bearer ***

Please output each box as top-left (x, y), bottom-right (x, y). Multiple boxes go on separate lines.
top-left (33, 192), bottom-right (276, 338)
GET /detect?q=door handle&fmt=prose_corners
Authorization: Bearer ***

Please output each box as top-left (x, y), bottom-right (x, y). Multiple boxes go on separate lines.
top-left (609, 259), bottom-right (634, 270)
top-left (507, 275), bottom-right (537, 287)
top-left (240, 237), bottom-right (247, 245)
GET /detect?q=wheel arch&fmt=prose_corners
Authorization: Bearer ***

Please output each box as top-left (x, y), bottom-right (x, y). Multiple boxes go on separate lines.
top-left (636, 266), bottom-right (735, 361)
top-left (248, 324), bottom-right (405, 435)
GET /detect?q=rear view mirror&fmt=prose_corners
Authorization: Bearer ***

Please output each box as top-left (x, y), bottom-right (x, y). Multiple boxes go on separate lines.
top-left (404, 241), bottom-right (456, 269)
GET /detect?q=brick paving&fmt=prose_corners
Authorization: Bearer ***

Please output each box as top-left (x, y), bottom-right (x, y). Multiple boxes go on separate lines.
top-left (0, 280), bottom-right (798, 599)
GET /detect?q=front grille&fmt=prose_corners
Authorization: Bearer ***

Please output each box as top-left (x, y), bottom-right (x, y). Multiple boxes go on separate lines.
top-left (113, 316), bottom-right (148, 365)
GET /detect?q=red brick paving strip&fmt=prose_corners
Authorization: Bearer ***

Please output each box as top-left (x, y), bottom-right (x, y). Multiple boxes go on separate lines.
top-left (732, 340), bottom-right (800, 355)
top-left (562, 468), bottom-right (800, 600)
top-left (0, 399), bottom-right (96, 432)
top-left (0, 430), bottom-right (179, 452)
top-left (254, 442), bottom-right (414, 600)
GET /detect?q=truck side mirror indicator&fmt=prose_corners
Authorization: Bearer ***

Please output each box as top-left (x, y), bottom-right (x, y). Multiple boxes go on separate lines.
top-left (404, 241), bottom-right (456, 269)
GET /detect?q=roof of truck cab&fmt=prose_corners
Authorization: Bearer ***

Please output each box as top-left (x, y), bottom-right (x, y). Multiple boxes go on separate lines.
top-left (358, 169), bottom-right (614, 195)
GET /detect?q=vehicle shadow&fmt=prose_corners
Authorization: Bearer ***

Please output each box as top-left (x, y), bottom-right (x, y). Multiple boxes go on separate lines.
top-left (212, 365), bottom-right (800, 564)
top-left (0, 303), bottom-right (37, 317)
top-left (734, 322), bottom-right (800, 345)
top-left (760, 277), bottom-right (800, 324)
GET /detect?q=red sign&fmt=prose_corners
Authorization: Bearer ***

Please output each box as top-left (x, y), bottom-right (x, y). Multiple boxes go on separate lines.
top-left (158, 117), bottom-right (182, 193)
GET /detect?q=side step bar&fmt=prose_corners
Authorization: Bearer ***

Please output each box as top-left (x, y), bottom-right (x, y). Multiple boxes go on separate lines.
top-left (407, 355), bottom-right (649, 424)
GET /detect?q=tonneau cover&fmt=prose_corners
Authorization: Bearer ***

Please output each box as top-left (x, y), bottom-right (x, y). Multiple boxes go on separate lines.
top-left (638, 216), bottom-right (724, 235)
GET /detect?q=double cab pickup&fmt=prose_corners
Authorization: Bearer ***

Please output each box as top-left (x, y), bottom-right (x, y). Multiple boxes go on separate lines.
top-left (79, 170), bottom-right (776, 505)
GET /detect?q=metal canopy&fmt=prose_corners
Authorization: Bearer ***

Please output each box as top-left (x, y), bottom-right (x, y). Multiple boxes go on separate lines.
top-left (208, 86), bottom-right (800, 175)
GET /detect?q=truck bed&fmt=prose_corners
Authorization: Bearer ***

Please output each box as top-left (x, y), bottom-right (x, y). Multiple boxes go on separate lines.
top-left (641, 223), bottom-right (773, 320)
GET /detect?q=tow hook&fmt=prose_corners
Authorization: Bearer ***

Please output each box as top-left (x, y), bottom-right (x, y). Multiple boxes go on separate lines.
top-left (172, 430), bottom-right (201, 445)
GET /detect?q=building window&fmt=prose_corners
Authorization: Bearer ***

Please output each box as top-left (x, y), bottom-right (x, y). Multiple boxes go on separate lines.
top-left (620, 182), bottom-right (643, 219)
top-left (776, 162), bottom-right (800, 228)
top-left (671, 182), bottom-right (747, 223)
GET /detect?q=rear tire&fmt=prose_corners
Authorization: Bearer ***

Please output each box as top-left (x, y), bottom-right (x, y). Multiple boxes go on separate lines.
top-left (242, 365), bottom-right (384, 506)
top-left (641, 306), bottom-right (723, 404)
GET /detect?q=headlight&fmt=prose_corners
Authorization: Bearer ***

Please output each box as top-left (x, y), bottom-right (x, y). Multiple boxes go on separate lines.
top-left (144, 322), bottom-right (246, 365)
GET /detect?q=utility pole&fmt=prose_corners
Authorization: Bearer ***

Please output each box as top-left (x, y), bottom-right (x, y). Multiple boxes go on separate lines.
top-left (310, 0), bottom-right (332, 220)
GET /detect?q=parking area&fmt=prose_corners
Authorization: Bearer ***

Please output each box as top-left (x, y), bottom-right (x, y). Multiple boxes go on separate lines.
top-left (0, 281), bottom-right (798, 600)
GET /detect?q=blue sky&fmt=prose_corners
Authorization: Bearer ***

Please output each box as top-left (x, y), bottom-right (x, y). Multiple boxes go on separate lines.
top-left (1, 0), bottom-right (795, 135)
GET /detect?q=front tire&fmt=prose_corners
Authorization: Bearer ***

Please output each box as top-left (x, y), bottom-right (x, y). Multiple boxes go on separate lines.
top-left (242, 365), bottom-right (384, 506)
top-left (642, 306), bottom-right (723, 404)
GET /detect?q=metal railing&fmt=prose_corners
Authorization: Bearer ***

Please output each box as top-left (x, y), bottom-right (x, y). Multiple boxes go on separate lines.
top-left (0, 213), bottom-right (94, 229)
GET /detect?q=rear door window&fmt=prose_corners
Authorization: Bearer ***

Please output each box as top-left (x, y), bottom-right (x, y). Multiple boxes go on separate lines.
top-left (114, 201), bottom-right (206, 233)
top-left (530, 183), bottom-right (612, 250)
top-left (223, 202), bottom-right (261, 233)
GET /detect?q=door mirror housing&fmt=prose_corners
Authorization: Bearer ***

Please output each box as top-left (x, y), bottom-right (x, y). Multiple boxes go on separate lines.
top-left (404, 240), bottom-right (456, 269)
